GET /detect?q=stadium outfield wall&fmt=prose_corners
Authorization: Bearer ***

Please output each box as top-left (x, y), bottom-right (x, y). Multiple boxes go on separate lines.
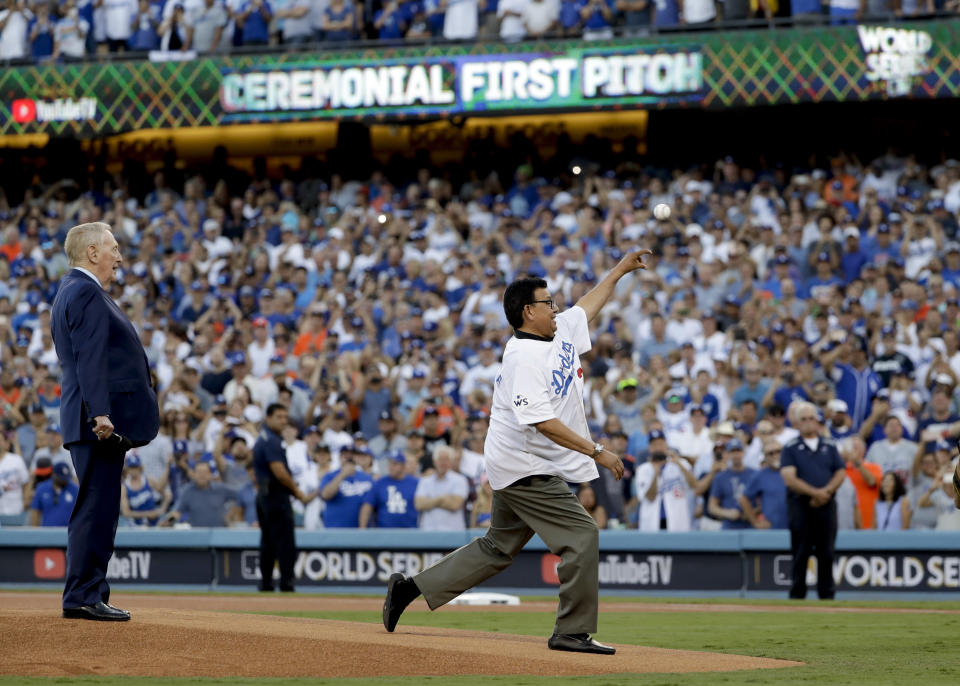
top-left (2, 528), bottom-right (960, 598)
top-left (1, 20), bottom-right (957, 138)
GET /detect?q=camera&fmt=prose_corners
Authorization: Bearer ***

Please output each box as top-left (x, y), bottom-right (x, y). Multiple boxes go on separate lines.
top-left (650, 451), bottom-right (667, 462)
top-left (733, 327), bottom-right (746, 341)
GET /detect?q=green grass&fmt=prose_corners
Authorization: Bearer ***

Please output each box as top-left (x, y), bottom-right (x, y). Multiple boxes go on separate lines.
top-left (4, 600), bottom-right (960, 686)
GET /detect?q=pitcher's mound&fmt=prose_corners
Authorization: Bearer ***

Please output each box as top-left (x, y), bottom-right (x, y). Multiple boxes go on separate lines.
top-left (0, 608), bottom-right (802, 678)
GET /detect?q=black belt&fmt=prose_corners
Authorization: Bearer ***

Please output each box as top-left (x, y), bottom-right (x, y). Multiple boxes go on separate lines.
top-left (507, 474), bottom-right (554, 488)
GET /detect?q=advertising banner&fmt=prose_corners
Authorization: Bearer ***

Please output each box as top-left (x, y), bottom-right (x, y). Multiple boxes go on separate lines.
top-left (0, 547), bottom-right (212, 585)
top-left (219, 548), bottom-right (741, 590)
top-left (746, 551), bottom-right (960, 592)
top-left (0, 20), bottom-right (956, 137)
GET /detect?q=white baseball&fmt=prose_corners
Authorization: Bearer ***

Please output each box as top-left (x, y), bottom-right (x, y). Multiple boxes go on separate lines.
top-left (653, 204), bottom-right (671, 221)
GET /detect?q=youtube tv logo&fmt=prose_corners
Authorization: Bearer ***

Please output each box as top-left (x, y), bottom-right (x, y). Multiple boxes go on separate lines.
top-left (34, 549), bottom-right (66, 579)
top-left (540, 553), bottom-right (561, 585)
top-left (12, 98), bottom-right (36, 123)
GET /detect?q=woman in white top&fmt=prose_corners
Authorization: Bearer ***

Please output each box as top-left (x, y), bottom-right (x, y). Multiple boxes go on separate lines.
top-left (874, 471), bottom-right (911, 531)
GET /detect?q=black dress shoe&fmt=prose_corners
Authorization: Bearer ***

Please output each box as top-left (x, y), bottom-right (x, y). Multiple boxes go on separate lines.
top-left (102, 602), bottom-right (130, 617)
top-left (279, 585), bottom-right (295, 592)
top-left (382, 573), bottom-right (420, 632)
top-left (548, 633), bottom-right (616, 655)
top-left (62, 601), bottom-right (131, 622)
top-left (258, 584), bottom-right (275, 592)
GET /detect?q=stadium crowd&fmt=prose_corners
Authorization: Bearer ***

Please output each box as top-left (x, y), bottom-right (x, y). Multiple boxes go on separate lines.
top-left (1, 149), bottom-right (960, 534)
top-left (0, 0), bottom-right (956, 63)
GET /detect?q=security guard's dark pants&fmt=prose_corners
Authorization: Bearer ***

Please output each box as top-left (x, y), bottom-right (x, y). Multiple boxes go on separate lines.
top-left (256, 493), bottom-right (296, 590)
top-left (414, 475), bottom-right (600, 635)
top-left (63, 440), bottom-right (125, 608)
top-left (788, 499), bottom-right (837, 600)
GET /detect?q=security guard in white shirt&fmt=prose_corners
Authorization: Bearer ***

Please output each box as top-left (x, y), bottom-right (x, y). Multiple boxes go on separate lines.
top-left (383, 250), bottom-right (653, 655)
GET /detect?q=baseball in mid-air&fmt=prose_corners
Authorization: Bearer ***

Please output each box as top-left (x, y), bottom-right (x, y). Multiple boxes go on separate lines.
top-left (653, 204), bottom-right (671, 220)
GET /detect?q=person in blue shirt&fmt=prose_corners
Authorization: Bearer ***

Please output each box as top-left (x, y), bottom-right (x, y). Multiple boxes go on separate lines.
top-left (359, 452), bottom-right (419, 528)
top-left (861, 223), bottom-right (901, 265)
top-left (739, 440), bottom-right (788, 529)
top-left (28, 462), bottom-right (78, 526)
top-left (29, 2), bottom-right (56, 61)
top-left (819, 334), bottom-right (882, 431)
top-left (238, 0), bottom-right (273, 45)
top-left (577, 0), bottom-right (613, 36)
top-left (120, 453), bottom-right (166, 526)
top-left (766, 359), bottom-right (811, 413)
top-left (732, 362), bottom-right (771, 417)
top-left (319, 445), bottom-right (374, 527)
top-left (374, 0), bottom-right (408, 38)
top-left (323, 0), bottom-right (355, 40)
top-left (708, 439), bottom-right (757, 529)
top-left (780, 402), bottom-right (846, 600)
top-left (802, 251), bottom-right (845, 299)
top-left (128, 0), bottom-right (162, 51)
top-left (652, 0), bottom-right (679, 26)
top-left (941, 242), bottom-right (960, 288)
top-left (840, 227), bottom-right (869, 283)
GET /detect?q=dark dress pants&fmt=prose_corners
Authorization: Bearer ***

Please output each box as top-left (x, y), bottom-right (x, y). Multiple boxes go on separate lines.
top-left (257, 493), bottom-right (296, 589)
top-left (788, 498), bottom-right (838, 600)
top-left (62, 440), bottom-right (125, 609)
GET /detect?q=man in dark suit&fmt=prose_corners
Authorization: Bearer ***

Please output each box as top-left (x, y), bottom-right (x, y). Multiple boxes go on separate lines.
top-left (51, 223), bottom-right (160, 622)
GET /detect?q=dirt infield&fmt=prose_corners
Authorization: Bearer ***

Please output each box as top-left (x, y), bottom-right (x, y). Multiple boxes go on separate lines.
top-left (0, 593), bottom-right (803, 678)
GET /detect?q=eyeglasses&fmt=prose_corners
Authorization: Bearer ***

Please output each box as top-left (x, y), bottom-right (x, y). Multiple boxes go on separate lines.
top-left (764, 450), bottom-right (781, 457)
top-left (528, 299), bottom-right (556, 310)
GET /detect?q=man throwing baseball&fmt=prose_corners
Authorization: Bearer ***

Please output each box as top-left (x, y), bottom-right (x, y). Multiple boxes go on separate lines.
top-left (382, 249), bottom-right (653, 655)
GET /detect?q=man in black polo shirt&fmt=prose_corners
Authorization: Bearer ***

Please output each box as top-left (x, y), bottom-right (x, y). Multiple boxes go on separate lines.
top-left (779, 401), bottom-right (846, 600)
top-left (252, 403), bottom-right (314, 592)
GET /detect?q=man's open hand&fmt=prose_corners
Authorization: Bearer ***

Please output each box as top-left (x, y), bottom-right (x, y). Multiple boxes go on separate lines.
top-left (596, 450), bottom-right (624, 481)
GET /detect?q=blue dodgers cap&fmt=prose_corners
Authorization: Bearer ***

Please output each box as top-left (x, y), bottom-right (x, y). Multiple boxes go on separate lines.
top-left (388, 450), bottom-right (406, 463)
top-left (877, 223), bottom-right (891, 233)
top-left (53, 462), bottom-right (71, 480)
top-left (126, 454), bottom-right (142, 469)
top-left (648, 429), bottom-right (666, 441)
top-left (881, 324), bottom-right (896, 336)
top-left (774, 254), bottom-right (791, 265)
top-left (724, 438), bottom-right (744, 452)
top-left (228, 352), bottom-right (246, 366)
top-left (411, 369), bottom-right (426, 379)
top-left (817, 251), bottom-right (831, 263)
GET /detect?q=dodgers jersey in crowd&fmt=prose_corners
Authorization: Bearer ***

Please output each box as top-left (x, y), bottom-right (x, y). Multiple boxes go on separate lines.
top-left (484, 306), bottom-right (599, 490)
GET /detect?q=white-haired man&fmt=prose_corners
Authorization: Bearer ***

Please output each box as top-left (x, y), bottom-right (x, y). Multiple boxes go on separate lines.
top-left (51, 223), bottom-right (160, 621)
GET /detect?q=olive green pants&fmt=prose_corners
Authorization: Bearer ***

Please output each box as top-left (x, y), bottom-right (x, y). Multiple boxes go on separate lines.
top-left (413, 475), bottom-right (600, 634)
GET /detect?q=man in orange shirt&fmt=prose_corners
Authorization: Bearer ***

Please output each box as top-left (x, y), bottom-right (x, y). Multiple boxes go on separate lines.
top-left (840, 436), bottom-right (882, 528)
top-left (292, 307), bottom-right (328, 357)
